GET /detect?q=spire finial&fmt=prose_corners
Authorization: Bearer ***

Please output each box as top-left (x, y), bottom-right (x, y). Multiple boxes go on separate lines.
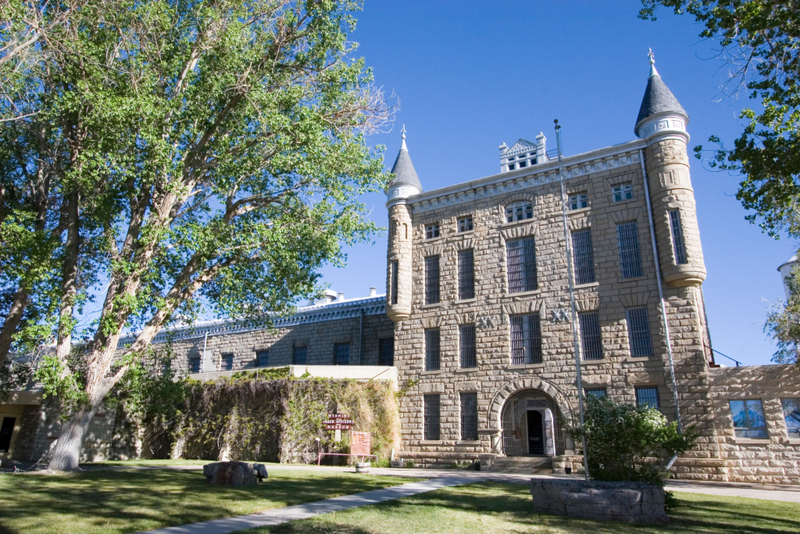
top-left (647, 48), bottom-right (659, 77)
top-left (400, 124), bottom-right (407, 150)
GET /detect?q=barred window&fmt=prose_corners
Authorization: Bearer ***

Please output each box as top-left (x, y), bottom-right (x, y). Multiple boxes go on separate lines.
top-left (617, 222), bottom-right (643, 278)
top-left (189, 357), bottom-right (201, 374)
top-left (729, 399), bottom-right (767, 438)
top-left (458, 216), bottom-right (474, 232)
top-left (458, 249), bottom-right (475, 300)
top-left (669, 210), bottom-right (688, 264)
top-left (612, 183), bottom-right (633, 202)
top-left (425, 223), bottom-right (440, 239)
top-left (635, 386), bottom-right (661, 409)
top-left (571, 228), bottom-right (595, 284)
top-left (460, 392), bottom-right (478, 441)
top-left (391, 260), bottom-right (399, 305)
top-left (781, 398), bottom-right (800, 438)
top-left (257, 350), bottom-right (269, 368)
top-left (424, 394), bottom-right (441, 440)
top-left (379, 338), bottom-right (394, 366)
top-left (506, 237), bottom-right (537, 293)
top-left (334, 342), bottom-right (350, 365)
top-left (626, 307), bottom-right (653, 357)
top-left (425, 255), bottom-right (440, 304)
top-left (505, 201), bottom-right (533, 222)
top-left (510, 313), bottom-right (542, 365)
top-left (585, 387), bottom-right (607, 399)
top-left (579, 311), bottom-right (603, 360)
top-left (425, 328), bottom-right (440, 371)
top-left (460, 325), bottom-right (477, 368)
top-left (569, 193), bottom-right (588, 210)
top-left (221, 354), bottom-right (234, 371)
top-left (292, 346), bottom-right (307, 365)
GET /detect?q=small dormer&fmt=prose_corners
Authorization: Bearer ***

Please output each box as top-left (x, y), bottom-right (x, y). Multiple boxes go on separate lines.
top-left (499, 133), bottom-right (548, 173)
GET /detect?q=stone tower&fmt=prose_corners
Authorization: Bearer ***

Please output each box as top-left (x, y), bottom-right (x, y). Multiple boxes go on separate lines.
top-left (385, 127), bottom-right (422, 322)
top-left (635, 53), bottom-right (706, 287)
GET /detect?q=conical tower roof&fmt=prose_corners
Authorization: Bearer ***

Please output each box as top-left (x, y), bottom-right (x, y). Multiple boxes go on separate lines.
top-left (387, 126), bottom-right (422, 191)
top-left (634, 51), bottom-right (688, 137)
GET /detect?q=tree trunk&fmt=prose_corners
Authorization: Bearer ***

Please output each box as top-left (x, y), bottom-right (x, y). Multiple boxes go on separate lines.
top-left (48, 406), bottom-right (97, 471)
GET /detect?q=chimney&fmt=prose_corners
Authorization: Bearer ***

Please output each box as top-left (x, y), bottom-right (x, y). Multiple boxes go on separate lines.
top-left (369, 286), bottom-right (377, 297)
top-left (337, 292), bottom-right (345, 302)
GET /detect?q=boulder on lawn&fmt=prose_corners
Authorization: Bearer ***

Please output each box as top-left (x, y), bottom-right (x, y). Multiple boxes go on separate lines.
top-left (203, 461), bottom-right (268, 486)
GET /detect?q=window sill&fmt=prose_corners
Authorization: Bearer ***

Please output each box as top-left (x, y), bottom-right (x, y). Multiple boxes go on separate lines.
top-left (509, 363), bottom-right (546, 370)
top-left (455, 440), bottom-right (481, 446)
top-left (455, 298), bottom-right (477, 305)
top-left (420, 302), bottom-right (442, 309)
top-left (504, 289), bottom-right (541, 298)
top-left (574, 281), bottom-right (599, 290)
top-left (581, 359), bottom-right (605, 365)
top-left (624, 356), bottom-right (653, 363)
top-left (568, 207), bottom-right (591, 215)
top-left (732, 438), bottom-right (770, 445)
top-left (421, 370), bottom-right (442, 376)
top-left (456, 229), bottom-right (475, 236)
top-left (455, 367), bottom-right (479, 373)
top-left (611, 197), bottom-right (636, 205)
top-left (786, 439), bottom-right (800, 445)
top-left (419, 440), bottom-right (443, 445)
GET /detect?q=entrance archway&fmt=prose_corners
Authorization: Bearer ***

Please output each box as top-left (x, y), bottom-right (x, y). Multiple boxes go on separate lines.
top-left (500, 389), bottom-right (566, 456)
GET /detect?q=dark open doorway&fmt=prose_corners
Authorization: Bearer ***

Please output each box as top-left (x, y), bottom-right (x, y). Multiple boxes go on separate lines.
top-left (0, 417), bottom-right (16, 452)
top-left (526, 410), bottom-right (544, 455)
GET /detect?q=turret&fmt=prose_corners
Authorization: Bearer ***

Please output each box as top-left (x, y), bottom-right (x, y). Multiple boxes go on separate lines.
top-left (386, 126), bottom-right (422, 322)
top-left (636, 51), bottom-right (706, 287)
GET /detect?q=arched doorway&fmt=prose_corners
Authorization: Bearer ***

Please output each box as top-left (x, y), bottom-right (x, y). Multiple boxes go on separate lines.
top-left (500, 389), bottom-right (566, 457)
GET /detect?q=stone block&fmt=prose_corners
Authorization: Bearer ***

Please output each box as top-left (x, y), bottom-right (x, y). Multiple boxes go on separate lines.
top-left (203, 461), bottom-right (268, 486)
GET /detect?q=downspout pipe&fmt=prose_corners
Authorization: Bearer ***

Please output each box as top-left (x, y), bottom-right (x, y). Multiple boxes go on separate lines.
top-left (639, 149), bottom-right (683, 431)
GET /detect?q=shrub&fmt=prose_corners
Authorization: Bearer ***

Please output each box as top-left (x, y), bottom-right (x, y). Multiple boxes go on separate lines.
top-left (568, 396), bottom-right (697, 486)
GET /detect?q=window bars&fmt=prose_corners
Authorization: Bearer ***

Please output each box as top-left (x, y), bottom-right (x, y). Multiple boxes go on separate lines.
top-left (292, 346), bottom-right (307, 365)
top-left (378, 338), bottom-right (394, 366)
top-left (626, 307), bottom-right (653, 357)
top-left (669, 210), bottom-right (688, 264)
top-left (458, 249), bottom-right (475, 300)
top-left (635, 386), bottom-right (661, 409)
top-left (460, 324), bottom-right (477, 368)
top-left (424, 394), bottom-right (441, 440)
top-left (617, 222), bottom-right (643, 278)
top-left (506, 237), bottom-right (537, 293)
top-left (510, 313), bottom-right (542, 365)
top-left (571, 228), bottom-right (595, 284)
top-left (460, 392), bottom-right (478, 440)
top-left (333, 342), bottom-right (350, 365)
top-left (257, 350), bottom-right (269, 368)
top-left (425, 255), bottom-right (440, 304)
top-left (390, 260), bottom-right (399, 305)
top-left (425, 328), bottom-right (440, 371)
top-left (579, 311), bottom-right (603, 360)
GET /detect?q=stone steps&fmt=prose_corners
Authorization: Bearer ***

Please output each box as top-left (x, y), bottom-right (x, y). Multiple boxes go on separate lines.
top-left (482, 456), bottom-right (554, 474)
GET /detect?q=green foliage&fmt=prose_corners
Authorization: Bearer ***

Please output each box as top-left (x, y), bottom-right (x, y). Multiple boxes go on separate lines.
top-left (640, 1), bottom-right (800, 239)
top-left (765, 260), bottom-right (800, 363)
top-left (569, 396), bottom-right (697, 486)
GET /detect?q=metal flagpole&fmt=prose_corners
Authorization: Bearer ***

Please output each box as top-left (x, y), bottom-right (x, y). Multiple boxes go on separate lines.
top-left (555, 119), bottom-right (589, 479)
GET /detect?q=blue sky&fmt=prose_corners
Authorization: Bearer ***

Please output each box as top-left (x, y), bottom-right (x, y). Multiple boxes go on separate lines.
top-left (316, 0), bottom-right (795, 366)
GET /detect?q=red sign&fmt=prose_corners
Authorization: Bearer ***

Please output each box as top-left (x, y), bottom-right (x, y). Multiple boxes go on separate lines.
top-left (351, 431), bottom-right (371, 456)
top-left (324, 413), bottom-right (353, 430)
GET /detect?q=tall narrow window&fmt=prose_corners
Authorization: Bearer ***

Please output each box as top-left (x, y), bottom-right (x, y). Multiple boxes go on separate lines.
top-left (425, 255), bottom-right (440, 304)
top-left (333, 342), bottom-right (350, 365)
top-left (510, 313), bottom-right (542, 365)
top-left (378, 338), bottom-right (394, 366)
top-left (626, 307), bottom-right (653, 357)
top-left (424, 394), bottom-right (441, 440)
top-left (617, 222), bottom-right (643, 278)
top-left (579, 311), bottom-right (603, 360)
top-left (460, 392), bottom-right (478, 441)
top-left (221, 354), bottom-right (234, 371)
top-left (292, 346), bottom-right (307, 365)
top-left (571, 228), bottom-right (595, 284)
top-left (636, 386), bottom-right (661, 409)
top-left (189, 357), bottom-right (201, 374)
top-left (425, 328), bottom-right (440, 371)
top-left (459, 324), bottom-right (477, 368)
top-left (729, 399), bottom-right (767, 438)
top-left (506, 237), bottom-right (537, 293)
top-left (390, 261), bottom-right (399, 305)
top-left (458, 249), bottom-right (475, 300)
top-left (257, 350), bottom-right (269, 368)
top-left (669, 210), bottom-right (688, 264)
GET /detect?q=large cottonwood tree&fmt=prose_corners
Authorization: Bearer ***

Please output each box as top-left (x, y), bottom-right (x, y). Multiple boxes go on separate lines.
top-left (0, 0), bottom-right (389, 470)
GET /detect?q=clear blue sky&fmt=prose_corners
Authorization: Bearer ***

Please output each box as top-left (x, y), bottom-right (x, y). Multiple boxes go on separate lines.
top-left (317, 0), bottom-right (795, 367)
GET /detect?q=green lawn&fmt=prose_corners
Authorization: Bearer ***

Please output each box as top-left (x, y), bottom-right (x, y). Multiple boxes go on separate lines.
top-left (0, 467), bottom-right (411, 534)
top-left (248, 482), bottom-right (800, 534)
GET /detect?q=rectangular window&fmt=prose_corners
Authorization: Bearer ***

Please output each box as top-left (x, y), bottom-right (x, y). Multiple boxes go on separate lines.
top-left (571, 228), bottom-right (595, 284)
top-left (669, 210), bottom-right (688, 264)
top-left (221, 354), bottom-right (234, 371)
top-left (505, 201), bottom-right (534, 223)
top-left (458, 249), bottom-right (475, 300)
top-left (378, 338), bottom-right (394, 366)
top-left (425, 223), bottom-right (440, 239)
top-left (425, 255), bottom-right (440, 304)
top-left (626, 307), bottom-right (653, 357)
top-left (189, 357), bottom-right (201, 374)
top-left (510, 313), bottom-right (542, 365)
top-left (781, 398), bottom-right (800, 438)
top-left (425, 328), bottom-right (440, 371)
top-left (457, 216), bottom-right (474, 232)
top-left (460, 392), bottom-right (478, 441)
top-left (292, 346), bottom-right (307, 365)
top-left (424, 394), bottom-right (441, 440)
top-left (612, 183), bottom-right (633, 202)
top-left (585, 387), bottom-right (607, 399)
top-left (506, 237), bottom-right (537, 293)
top-left (635, 386), bottom-right (661, 409)
top-left (459, 325), bottom-right (477, 368)
top-left (390, 260), bottom-right (399, 305)
top-left (334, 342), bottom-right (350, 365)
top-left (569, 193), bottom-right (588, 210)
top-left (579, 311), bottom-right (603, 360)
top-left (617, 222), bottom-right (643, 278)
top-left (257, 350), bottom-right (269, 368)
top-left (729, 399), bottom-right (767, 438)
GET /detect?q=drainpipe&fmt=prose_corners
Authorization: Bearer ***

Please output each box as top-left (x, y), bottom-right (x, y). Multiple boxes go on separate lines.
top-left (555, 120), bottom-right (589, 480)
top-left (639, 149), bottom-right (683, 431)
top-left (359, 307), bottom-right (364, 365)
top-left (202, 331), bottom-right (208, 374)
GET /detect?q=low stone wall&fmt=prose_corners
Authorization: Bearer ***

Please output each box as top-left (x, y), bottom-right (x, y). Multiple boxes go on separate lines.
top-left (530, 479), bottom-right (668, 524)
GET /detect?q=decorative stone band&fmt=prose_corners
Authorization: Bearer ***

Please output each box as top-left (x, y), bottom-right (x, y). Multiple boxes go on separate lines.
top-left (637, 115), bottom-right (689, 143)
